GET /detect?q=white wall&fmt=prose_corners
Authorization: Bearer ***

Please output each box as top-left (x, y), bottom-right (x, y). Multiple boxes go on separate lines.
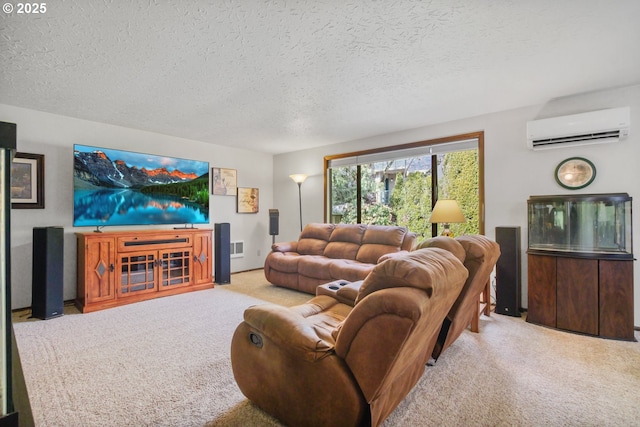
top-left (5, 84), bottom-right (639, 325)
top-left (274, 84), bottom-right (640, 326)
top-left (1, 104), bottom-right (274, 309)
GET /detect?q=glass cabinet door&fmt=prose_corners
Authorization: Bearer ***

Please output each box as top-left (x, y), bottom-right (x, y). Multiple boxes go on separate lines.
top-left (119, 252), bottom-right (157, 297)
top-left (160, 249), bottom-right (191, 288)
top-left (118, 248), bottom-right (193, 296)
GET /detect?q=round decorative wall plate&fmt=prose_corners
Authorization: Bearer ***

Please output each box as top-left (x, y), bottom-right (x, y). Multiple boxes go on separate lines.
top-left (555, 157), bottom-right (596, 190)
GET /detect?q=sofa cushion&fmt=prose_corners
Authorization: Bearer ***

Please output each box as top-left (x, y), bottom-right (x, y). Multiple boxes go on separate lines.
top-left (300, 222), bottom-right (336, 240)
top-left (265, 270), bottom-right (299, 289)
top-left (356, 226), bottom-right (408, 264)
top-left (362, 225), bottom-right (407, 246)
top-left (297, 223), bottom-right (335, 255)
top-left (298, 256), bottom-right (334, 280)
top-left (265, 251), bottom-right (302, 273)
top-left (356, 244), bottom-right (400, 264)
top-left (330, 224), bottom-right (367, 243)
top-left (328, 259), bottom-right (374, 282)
top-left (324, 241), bottom-right (361, 260)
top-left (355, 247), bottom-right (468, 304)
top-left (298, 238), bottom-right (330, 256)
top-left (324, 224), bottom-right (366, 259)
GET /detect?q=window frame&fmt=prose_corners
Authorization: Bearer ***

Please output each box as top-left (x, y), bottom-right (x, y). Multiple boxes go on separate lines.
top-left (323, 131), bottom-right (485, 235)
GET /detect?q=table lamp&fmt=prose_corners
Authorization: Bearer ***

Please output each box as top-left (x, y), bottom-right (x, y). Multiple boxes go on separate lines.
top-left (428, 199), bottom-right (465, 237)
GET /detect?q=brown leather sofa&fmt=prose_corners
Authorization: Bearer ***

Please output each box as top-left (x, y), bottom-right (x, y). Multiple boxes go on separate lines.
top-left (231, 247), bottom-right (469, 427)
top-left (263, 223), bottom-right (416, 294)
top-left (317, 234), bottom-right (501, 361)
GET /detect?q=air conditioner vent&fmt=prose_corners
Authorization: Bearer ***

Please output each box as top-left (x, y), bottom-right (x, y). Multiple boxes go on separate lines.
top-left (531, 130), bottom-right (622, 149)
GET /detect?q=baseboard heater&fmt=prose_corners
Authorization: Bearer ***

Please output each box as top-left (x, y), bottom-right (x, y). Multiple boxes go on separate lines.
top-left (230, 240), bottom-right (244, 258)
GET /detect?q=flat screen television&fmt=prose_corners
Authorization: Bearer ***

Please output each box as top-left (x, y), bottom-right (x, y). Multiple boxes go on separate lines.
top-left (73, 144), bottom-right (209, 228)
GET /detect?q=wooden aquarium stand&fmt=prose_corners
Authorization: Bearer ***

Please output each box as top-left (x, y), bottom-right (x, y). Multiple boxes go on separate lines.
top-left (527, 252), bottom-right (635, 341)
top-left (76, 228), bottom-right (213, 313)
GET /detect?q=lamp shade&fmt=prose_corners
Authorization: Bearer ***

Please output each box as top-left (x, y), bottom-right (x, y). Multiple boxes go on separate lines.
top-left (428, 199), bottom-right (466, 223)
top-left (289, 174), bottom-right (308, 184)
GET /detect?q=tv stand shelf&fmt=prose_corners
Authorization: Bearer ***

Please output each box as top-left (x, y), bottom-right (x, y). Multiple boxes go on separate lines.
top-left (76, 229), bottom-right (213, 313)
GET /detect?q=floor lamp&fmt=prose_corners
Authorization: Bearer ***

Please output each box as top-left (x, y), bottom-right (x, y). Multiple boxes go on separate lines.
top-left (289, 174), bottom-right (308, 232)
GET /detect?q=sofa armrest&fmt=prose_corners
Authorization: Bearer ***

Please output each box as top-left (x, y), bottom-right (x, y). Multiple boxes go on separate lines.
top-left (242, 304), bottom-right (333, 361)
top-left (316, 280), bottom-right (362, 306)
top-left (336, 281), bottom-right (363, 306)
top-left (271, 241), bottom-right (298, 253)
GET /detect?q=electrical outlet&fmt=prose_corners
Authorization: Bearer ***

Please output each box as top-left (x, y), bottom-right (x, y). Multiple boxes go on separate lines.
top-left (257, 249), bottom-right (261, 256)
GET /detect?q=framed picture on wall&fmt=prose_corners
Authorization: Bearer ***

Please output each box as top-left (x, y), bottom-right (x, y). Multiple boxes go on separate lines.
top-left (11, 152), bottom-right (44, 209)
top-left (237, 187), bottom-right (259, 213)
top-left (212, 167), bottom-right (237, 196)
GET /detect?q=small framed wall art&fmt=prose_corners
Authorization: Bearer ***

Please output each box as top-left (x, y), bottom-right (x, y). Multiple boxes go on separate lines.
top-left (11, 152), bottom-right (45, 209)
top-left (212, 167), bottom-right (237, 196)
top-left (237, 187), bottom-right (259, 213)
top-left (555, 157), bottom-right (596, 190)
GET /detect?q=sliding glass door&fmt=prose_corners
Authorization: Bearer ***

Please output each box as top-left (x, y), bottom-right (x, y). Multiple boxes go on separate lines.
top-left (325, 132), bottom-right (483, 238)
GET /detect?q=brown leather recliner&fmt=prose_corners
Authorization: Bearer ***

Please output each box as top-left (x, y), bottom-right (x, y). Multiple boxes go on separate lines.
top-left (231, 247), bottom-right (469, 427)
top-left (418, 235), bottom-right (501, 360)
top-left (317, 234), bottom-right (501, 362)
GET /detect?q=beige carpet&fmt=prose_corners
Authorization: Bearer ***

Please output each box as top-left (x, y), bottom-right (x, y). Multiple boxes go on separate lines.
top-left (13, 271), bottom-right (640, 426)
top-left (216, 269), bottom-right (310, 307)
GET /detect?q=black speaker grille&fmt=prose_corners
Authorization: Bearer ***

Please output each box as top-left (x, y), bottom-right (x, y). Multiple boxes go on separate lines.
top-left (495, 226), bottom-right (521, 317)
top-left (214, 223), bottom-right (231, 284)
top-left (32, 227), bottom-right (64, 319)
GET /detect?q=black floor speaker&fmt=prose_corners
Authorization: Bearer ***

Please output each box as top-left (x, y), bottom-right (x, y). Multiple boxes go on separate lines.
top-left (32, 227), bottom-right (64, 320)
top-left (269, 209), bottom-right (279, 236)
top-left (495, 226), bottom-right (521, 317)
top-left (214, 223), bottom-right (231, 284)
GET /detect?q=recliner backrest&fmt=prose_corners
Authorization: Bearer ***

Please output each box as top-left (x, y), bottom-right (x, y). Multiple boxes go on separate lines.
top-left (433, 234), bottom-right (501, 359)
top-left (355, 247), bottom-right (464, 303)
top-left (414, 235), bottom-right (466, 263)
top-left (355, 225), bottom-right (414, 264)
top-left (296, 223), bottom-right (335, 255)
top-left (335, 247), bottom-right (468, 425)
top-left (323, 224), bottom-right (367, 259)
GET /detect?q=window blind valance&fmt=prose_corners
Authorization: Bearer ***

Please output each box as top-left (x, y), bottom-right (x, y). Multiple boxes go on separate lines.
top-left (327, 138), bottom-right (478, 168)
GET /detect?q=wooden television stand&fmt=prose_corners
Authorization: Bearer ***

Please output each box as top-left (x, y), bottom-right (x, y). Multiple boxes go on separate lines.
top-left (76, 228), bottom-right (213, 313)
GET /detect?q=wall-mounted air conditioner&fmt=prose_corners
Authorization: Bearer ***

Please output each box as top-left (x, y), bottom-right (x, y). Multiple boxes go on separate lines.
top-left (526, 107), bottom-right (630, 150)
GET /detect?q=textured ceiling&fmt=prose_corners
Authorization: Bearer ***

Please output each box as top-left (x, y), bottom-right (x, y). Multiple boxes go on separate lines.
top-left (2, 1), bottom-right (639, 154)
